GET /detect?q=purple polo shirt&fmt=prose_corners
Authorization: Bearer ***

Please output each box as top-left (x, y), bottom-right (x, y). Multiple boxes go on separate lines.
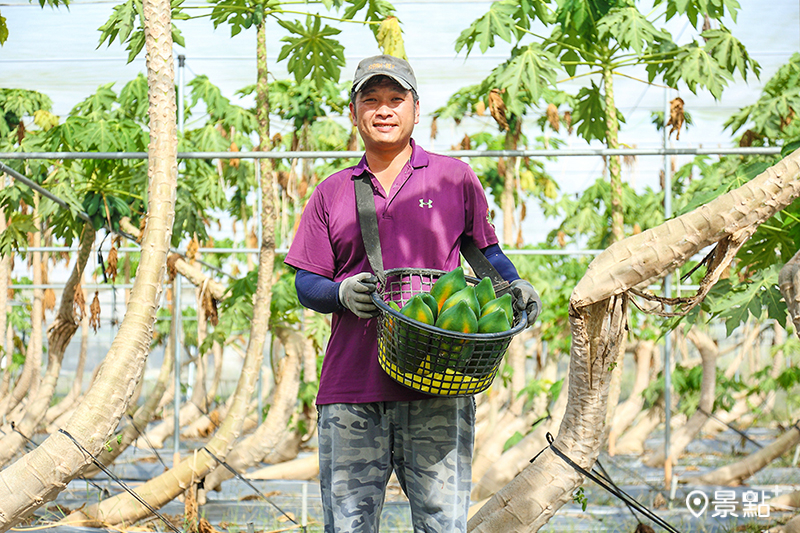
top-left (284, 140), bottom-right (499, 404)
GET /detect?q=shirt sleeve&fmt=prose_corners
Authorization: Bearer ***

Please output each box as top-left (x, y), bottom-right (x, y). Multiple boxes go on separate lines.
top-left (295, 269), bottom-right (342, 314)
top-left (284, 185), bottom-right (337, 278)
top-left (482, 244), bottom-right (520, 283)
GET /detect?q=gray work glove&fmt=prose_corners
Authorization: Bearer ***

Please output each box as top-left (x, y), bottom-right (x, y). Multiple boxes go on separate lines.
top-left (511, 279), bottom-right (541, 326)
top-left (338, 272), bottom-right (379, 319)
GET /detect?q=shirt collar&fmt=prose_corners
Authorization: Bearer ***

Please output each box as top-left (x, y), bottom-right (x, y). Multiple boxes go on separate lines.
top-left (351, 138), bottom-right (429, 179)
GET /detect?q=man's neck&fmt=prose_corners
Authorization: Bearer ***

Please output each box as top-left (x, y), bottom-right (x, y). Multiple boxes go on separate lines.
top-left (365, 142), bottom-right (413, 194)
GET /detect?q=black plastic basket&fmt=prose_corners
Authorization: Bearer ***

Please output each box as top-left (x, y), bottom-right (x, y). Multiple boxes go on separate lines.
top-left (372, 268), bottom-right (527, 397)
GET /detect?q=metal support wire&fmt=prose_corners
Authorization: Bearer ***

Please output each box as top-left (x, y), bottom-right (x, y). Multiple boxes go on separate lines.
top-left (58, 429), bottom-right (182, 533)
top-left (200, 446), bottom-right (299, 526)
top-left (0, 146), bottom-right (783, 160)
top-left (532, 432), bottom-right (683, 533)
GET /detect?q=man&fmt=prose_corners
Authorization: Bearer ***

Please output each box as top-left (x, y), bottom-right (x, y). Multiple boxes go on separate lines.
top-left (284, 55), bottom-right (541, 533)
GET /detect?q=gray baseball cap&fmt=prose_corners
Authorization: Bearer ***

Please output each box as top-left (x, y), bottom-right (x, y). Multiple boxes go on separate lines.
top-left (351, 55), bottom-right (418, 98)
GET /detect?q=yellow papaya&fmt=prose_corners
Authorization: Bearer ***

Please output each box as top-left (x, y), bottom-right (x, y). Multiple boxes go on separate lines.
top-left (440, 286), bottom-right (481, 317)
top-left (474, 277), bottom-right (497, 309)
top-left (400, 294), bottom-right (435, 325)
top-left (418, 292), bottom-right (439, 322)
top-left (430, 267), bottom-right (467, 311)
top-left (435, 299), bottom-right (478, 333)
top-left (480, 293), bottom-right (514, 323)
top-left (478, 307), bottom-right (511, 333)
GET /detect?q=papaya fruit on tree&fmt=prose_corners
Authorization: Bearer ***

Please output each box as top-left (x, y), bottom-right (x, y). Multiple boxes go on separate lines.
top-left (439, 286), bottom-right (481, 318)
top-left (430, 267), bottom-right (467, 311)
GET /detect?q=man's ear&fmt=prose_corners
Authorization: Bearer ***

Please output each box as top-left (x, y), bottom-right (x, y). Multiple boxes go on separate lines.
top-left (349, 101), bottom-right (356, 126)
top-left (414, 100), bottom-right (420, 125)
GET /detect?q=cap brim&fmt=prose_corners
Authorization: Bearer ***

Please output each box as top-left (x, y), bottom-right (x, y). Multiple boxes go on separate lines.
top-left (352, 73), bottom-right (413, 96)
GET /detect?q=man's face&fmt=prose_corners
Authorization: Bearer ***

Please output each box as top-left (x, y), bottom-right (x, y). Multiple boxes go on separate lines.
top-left (350, 77), bottom-right (420, 154)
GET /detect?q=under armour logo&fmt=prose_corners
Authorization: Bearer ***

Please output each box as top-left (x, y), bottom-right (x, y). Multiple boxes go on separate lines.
top-left (419, 199), bottom-right (433, 208)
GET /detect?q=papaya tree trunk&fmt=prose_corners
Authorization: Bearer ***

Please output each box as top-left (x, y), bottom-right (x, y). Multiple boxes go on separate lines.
top-left (0, 223), bottom-right (95, 467)
top-left (0, 0), bottom-right (179, 519)
top-left (608, 340), bottom-right (655, 455)
top-left (780, 248), bottom-right (800, 333)
top-left (59, 18), bottom-right (277, 524)
top-left (468, 149), bottom-right (800, 532)
top-left (603, 65), bottom-right (624, 244)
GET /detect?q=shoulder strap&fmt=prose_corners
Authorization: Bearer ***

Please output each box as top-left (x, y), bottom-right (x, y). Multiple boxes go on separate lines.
top-left (354, 174), bottom-right (386, 284)
top-left (354, 172), bottom-right (510, 294)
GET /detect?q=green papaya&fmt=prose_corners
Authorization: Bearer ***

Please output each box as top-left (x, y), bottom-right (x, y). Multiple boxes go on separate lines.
top-left (440, 286), bottom-right (481, 318)
top-left (388, 301), bottom-right (401, 312)
top-left (435, 300), bottom-right (478, 333)
top-left (480, 293), bottom-right (514, 323)
top-left (478, 307), bottom-right (511, 333)
top-left (418, 292), bottom-right (439, 322)
top-left (430, 267), bottom-right (467, 311)
top-left (400, 294), bottom-right (435, 325)
top-left (474, 277), bottom-right (497, 309)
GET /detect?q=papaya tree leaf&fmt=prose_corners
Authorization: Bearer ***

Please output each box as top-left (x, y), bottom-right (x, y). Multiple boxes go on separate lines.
top-left (666, 43), bottom-right (733, 99)
top-left (0, 12), bottom-right (9, 45)
top-left (492, 44), bottom-right (559, 112)
top-left (455, 0), bottom-right (517, 56)
top-left (570, 81), bottom-right (606, 142)
top-left (277, 16), bottom-right (345, 89)
top-left (597, 6), bottom-right (668, 54)
top-left (376, 16), bottom-right (405, 59)
top-left (703, 26), bottom-right (759, 81)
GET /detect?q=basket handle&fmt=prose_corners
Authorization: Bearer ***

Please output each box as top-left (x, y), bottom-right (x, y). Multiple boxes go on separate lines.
top-left (354, 173), bottom-right (510, 295)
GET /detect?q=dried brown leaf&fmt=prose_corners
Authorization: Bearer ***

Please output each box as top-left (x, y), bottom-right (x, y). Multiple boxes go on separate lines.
top-left (564, 110), bottom-right (573, 134)
top-left (186, 235), bottom-right (200, 263)
top-left (89, 291), bottom-right (101, 332)
top-left (460, 134), bottom-right (471, 151)
top-left (430, 116), bottom-right (438, 140)
top-left (348, 127), bottom-right (359, 151)
top-left (74, 283), bottom-right (86, 320)
top-left (167, 253), bottom-right (180, 281)
top-left (546, 103), bottom-right (560, 132)
top-left (43, 289), bottom-right (56, 312)
top-left (488, 89), bottom-right (508, 131)
top-left (475, 100), bottom-right (486, 116)
top-left (203, 289), bottom-right (219, 327)
top-left (138, 216), bottom-right (147, 244)
top-left (557, 231), bottom-right (566, 248)
top-left (667, 97), bottom-right (685, 140)
top-left (105, 246), bottom-right (118, 282)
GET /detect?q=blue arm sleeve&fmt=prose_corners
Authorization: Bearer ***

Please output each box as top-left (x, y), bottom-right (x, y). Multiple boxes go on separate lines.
top-left (295, 269), bottom-right (342, 314)
top-left (482, 244), bottom-right (520, 283)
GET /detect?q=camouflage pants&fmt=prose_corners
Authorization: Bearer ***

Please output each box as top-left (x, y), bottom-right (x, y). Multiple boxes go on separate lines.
top-left (318, 398), bottom-right (475, 533)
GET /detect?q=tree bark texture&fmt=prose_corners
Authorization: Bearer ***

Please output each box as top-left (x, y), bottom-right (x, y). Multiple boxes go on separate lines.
top-left (0, 223), bottom-right (95, 467)
top-left (59, 20), bottom-right (277, 521)
top-left (608, 340), bottom-right (655, 455)
top-left (603, 66), bottom-right (624, 244)
top-left (0, 0), bottom-right (178, 521)
top-left (779, 248), bottom-right (800, 334)
top-left (692, 425), bottom-right (800, 486)
top-left (468, 149), bottom-right (800, 532)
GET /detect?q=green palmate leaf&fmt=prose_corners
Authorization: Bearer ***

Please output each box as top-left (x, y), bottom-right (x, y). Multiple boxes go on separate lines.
top-left (702, 27), bottom-right (759, 81)
top-left (555, 0), bottom-right (614, 37)
top-left (570, 81), bottom-right (606, 142)
top-left (98, 0), bottom-right (185, 62)
top-left (492, 44), bottom-right (559, 113)
top-left (117, 74), bottom-right (150, 123)
top-left (655, 0), bottom-right (741, 26)
top-left (0, 12), bottom-right (8, 45)
top-left (70, 83), bottom-right (118, 118)
top-left (708, 266), bottom-right (786, 335)
top-left (277, 16), bottom-right (345, 89)
top-left (0, 213), bottom-right (36, 256)
top-left (596, 6), bottom-right (668, 54)
top-left (666, 43), bottom-right (733, 99)
top-left (342, 0), bottom-right (396, 26)
top-left (455, 0), bottom-right (518, 55)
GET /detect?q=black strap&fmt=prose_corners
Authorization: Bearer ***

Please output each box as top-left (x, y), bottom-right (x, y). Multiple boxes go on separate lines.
top-left (353, 173), bottom-right (509, 293)
top-left (354, 174), bottom-right (386, 285)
